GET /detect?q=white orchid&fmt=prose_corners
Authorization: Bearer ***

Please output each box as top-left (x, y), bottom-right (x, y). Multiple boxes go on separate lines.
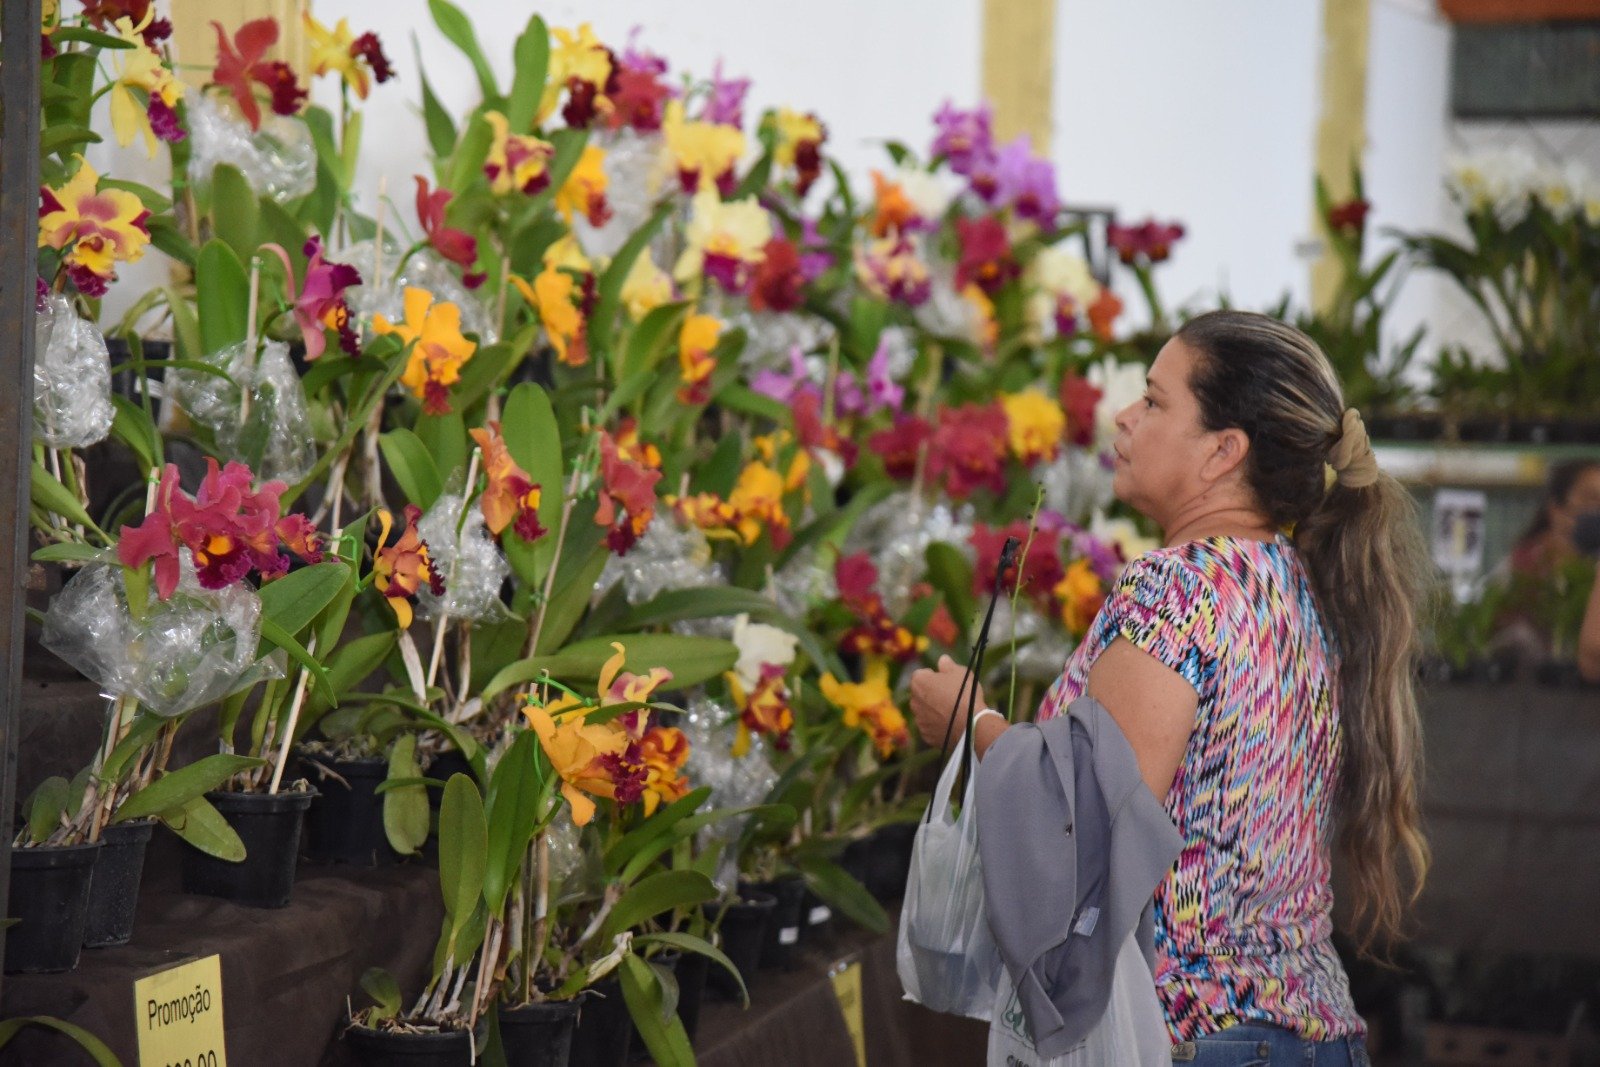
top-left (731, 613), bottom-right (799, 690)
top-left (1089, 508), bottom-right (1160, 564)
top-left (1085, 355), bottom-right (1146, 451)
top-left (1025, 245), bottom-right (1100, 339)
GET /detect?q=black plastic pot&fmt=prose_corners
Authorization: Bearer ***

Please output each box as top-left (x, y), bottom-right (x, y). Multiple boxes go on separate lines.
top-left (84, 819), bottom-right (154, 948)
top-left (345, 1022), bottom-right (483, 1066)
top-left (569, 976), bottom-right (631, 1067)
top-left (674, 951), bottom-right (709, 1043)
top-left (427, 750), bottom-right (474, 811)
top-left (742, 875), bottom-right (806, 970)
top-left (304, 757), bottom-right (403, 866)
top-left (499, 999), bottom-right (581, 1067)
top-left (800, 886), bottom-right (836, 946)
top-left (839, 837), bottom-right (871, 888)
top-left (704, 891), bottom-right (776, 1000)
top-left (867, 823), bottom-right (917, 902)
top-left (180, 790), bottom-right (315, 908)
top-left (5, 840), bottom-right (101, 973)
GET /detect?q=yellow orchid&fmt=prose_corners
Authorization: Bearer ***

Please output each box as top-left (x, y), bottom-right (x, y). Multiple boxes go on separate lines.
top-left (620, 252), bottom-right (674, 322)
top-left (597, 641), bottom-right (674, 710)
top-left (38, 158), bottom-right (151, 298)
top-left (304, 13), bottom-right (368, 97)
top-left (819, 658), bottom-right (910, 758)
top-left (108, 12), bottom-right (185, 157)
top-left (726, 665), bottom-right (795, 758)
top-left (522, 696), bottom-right (631, 827)
top-left (1000, 389), bottom-right (1067, 465)
top-left (542, 234), bottom-right (593, 275)
top-left (673, 189), bottom-right (772, 293)
top-left (372, 287), bottom-right (477, 415)
top-left (663, 99), bottom-right (746, 195)
top-left (676, 313), bottom-right (721, 404)
top-left (555, 144), bottom-right (612, 226)
top-left (727, 461), bottom-right (791, 549)
top-left (772, 108), bottom-right (823, 168)
top-left (484, 111), bottom-right (555, 196)
top-left (511, 268), bottom-right (588, 367)
top-left (1054, 558), bottom-right (1107, 638)
top-left (540, 23), bottom-right (613, 124)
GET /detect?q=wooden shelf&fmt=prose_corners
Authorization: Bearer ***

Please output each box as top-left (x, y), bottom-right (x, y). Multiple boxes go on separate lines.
top-left (1440, 0), bottom-right (1600, 22)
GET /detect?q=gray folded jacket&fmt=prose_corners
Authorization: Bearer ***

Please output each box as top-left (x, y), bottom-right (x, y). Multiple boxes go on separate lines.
top-left (976, 695), bottom-right (1183, 1059)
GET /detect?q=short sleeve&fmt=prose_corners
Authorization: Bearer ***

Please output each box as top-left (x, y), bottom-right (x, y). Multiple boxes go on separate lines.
top-left (1102, 551), bottom-right (1216, 697)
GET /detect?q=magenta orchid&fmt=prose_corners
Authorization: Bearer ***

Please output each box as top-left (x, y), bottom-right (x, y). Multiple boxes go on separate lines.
top-left (930, 100), bottom-right (995, 176)
top-left (292, 236), bottom-right (361, 360)
top-left (703, 60), bottom-right (750, 127)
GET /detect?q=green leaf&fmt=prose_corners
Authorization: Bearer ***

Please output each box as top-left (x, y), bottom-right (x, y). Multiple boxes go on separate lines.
top-left (26, 777), bottom-right (69, 845)
top-left (357, 967), bottom-right (403, 1022)
top-left (211, 164), bottom-right (260, 264)
top-left (258, 561), bottom-right (352, 638)
top-left (113, 754), bottom-right (267, 823)
top-left (591, 203), bottom-right (675, 363)
top-left (30, 464), bottom-right (102, 535)
top-left (438, 773), bottom-right (488, 953)
top-left (31, 543), bottom-right (106, 564)
top-left (164, 286), bottom-right (202, 364)
top-left (447, 113), bottom-right (495, 194)
top-left (378, 429), bottom-right (444, 512)
top-left (50, 25), bottom-right (136, 49)
top-left (483, 634), bottom-right (739, 702)
top-left (604, 787), bottom-right (711, 876)
top-left (294, 157), bottom-right (341, 238)
top-left (258, 617), bottom-right (336, 707)
top-left (715, 384), bottom-right (790, 424)
top-left (340, 110), bottom-right (364, 190)
top-left (429, 0), bottom-right (501, 102)
top-left (383, 734), bottom-right (430, 856)
top-left (109, 394), bottom-right (162, 474)
top-left (0, 1016), bottom-right (123, 1067)
top-left (482, 731), bottom-right (550, 915)
top-left (501, 381), bottom-right (563, 563)
top-left (533, 543), bottom-right (611, 654)
top-left (634, 931), bottom-right (749, 1007)
top-left (159, 795), bottom-right (247, 861)
top-left (415, 411), bottom-right (469, 488)
top-left (599, 870), bottom-right (717, 945)
top-left (39, 124), bottom-right (101, 158)
top-left (619, 804), bottom-right (791, 886)
top-left (417, 53), bottom-right (458, 159)
top-left (925, 542), bottom-right (976, 641)
top-left (619, 953), bottom-right (696, 1067)
top-left (308, 631), bottom-right (397, 716)
top-left (506, 15), bottom-right (550, 131)
top-left (797, 855), bottom-right (888, 934)
top-left (101, 713), bottom-right (166, 785)
top-left (196, 239), bottom-right (250, 354)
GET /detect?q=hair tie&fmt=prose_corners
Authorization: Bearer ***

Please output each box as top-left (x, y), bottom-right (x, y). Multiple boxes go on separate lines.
top-left (1327, 408), bottom-right (1379, 490)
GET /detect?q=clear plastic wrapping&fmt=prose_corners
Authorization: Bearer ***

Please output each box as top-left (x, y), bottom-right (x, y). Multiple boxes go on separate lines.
top-left (344, 239), bottom-right (499, 345)
top-left (598, 516), bottom-right (725, 606)
top-left (765, 543), bottom-right (838, 619)
top-left (40, 561), bottom-right (280, 717)
top-left (988, 597), bottom-right (1073, 683)
top-left (681, 694), bottom-right (780, 890)
top-left (1037, 447), bottom-right (1116, 527)
top-left (33, 294), bottom-right (113, 448)
top-left (416, 493), bottom-right (512, 623)
top-left (572, 129), bottom-right (666, 260)
top-left (185, 94), bottom-right (316, 202)
top-left (168, 338), bottom-right (316, 483)
top-left (842, 491), bottom-right (976, 616)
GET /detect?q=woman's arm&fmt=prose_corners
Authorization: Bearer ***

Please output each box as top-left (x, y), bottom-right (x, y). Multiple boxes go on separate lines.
top-left (1578, 568), bottom-right (1600, 683)
top-left (1085, 638), bottom-right (1198, 802)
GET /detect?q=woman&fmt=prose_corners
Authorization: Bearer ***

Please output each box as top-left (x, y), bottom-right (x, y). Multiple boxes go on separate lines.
top-left (1504, 459), bottom-right (1600, 580)
top-left (911, 311), bottom-right (1428, 1065)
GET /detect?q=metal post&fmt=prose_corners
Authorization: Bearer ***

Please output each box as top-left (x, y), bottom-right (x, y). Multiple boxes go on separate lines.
top-left (0, 0), bottom-right (45, 985)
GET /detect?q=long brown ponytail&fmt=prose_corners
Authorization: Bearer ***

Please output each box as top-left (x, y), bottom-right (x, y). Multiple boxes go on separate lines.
top-left (1176, 310), bottom-right (1431, 957)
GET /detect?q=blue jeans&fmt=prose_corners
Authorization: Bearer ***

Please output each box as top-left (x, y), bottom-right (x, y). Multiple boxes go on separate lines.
top-left (1170, 1023), bottom-right (1371, 1066)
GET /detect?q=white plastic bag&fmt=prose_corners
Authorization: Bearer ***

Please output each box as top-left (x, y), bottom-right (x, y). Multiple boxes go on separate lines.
top-left (986, 931), bottom-right (1171, 1067)
top-left (896, 742), bottom-right (999, 1020)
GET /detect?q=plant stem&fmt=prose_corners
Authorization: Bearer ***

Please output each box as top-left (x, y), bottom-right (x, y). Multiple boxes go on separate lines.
top-left (268, 634), bottom-right (319, 795)
top-left (523, 466), bottom-right (582, 661)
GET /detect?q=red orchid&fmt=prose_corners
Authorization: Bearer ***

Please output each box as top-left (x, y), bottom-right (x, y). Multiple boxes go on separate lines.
top-left (748, 237), bottom-right (805, 313)
top-left (955, 216), bottom-right (1019, 295)
top-left (832, 554), bottom-right (926, 662)
top-left (606, 65), bottom-right (672, 132)
top-left (372, 504), bottom-right (444, 630)
top-left (83, 0), bottom-right (169, 39)
top-left (1107, 219), bottom-right (1186, 264)
top-left (1058, 371), bottom-right (1102, 449)
top-left (293, 236), bottom-right (361, 360)
top-left (910, 582), bottom-right (961, 647)
top-left (834, 553), bottom-right (880, 615)
top-left (971, 520), bottom-right (1065, 610)
top-left (867, 414), bottom-right (933, 482)
top-left (1327, 198), bottom-right (1370, 237)
top-left (414, 176), bottom-right (480, 282)
top-left (791, 391), bottom-right (859, 470)
top-left (594, 430), bottom-right (663, 555)
top-left (117, 460), bottom-right (322, 600)
top-left (928, 401), bottom-right (1008, 499)
top-left (211, 19), bottom-right (304, 130)
top-left (468, 421), bottom-right (547, 543)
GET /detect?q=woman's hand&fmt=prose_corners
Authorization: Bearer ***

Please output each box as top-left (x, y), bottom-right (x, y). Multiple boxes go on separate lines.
top-left (909, 654), bottom-right (985, 749)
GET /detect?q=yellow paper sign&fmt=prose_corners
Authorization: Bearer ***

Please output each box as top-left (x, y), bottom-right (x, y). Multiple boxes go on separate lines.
top-left (830, 959), bottom-right (866, 1067)
top-left (133, 954), bottom-right (227, 1067)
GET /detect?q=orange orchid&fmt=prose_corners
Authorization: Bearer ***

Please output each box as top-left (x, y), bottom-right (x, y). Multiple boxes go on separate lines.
top-left (727, 461), bottom-right (791, 549)
top-left (555, 145), bottom-right (611, 227)
top-left (512, 268), bottom-right (588, 367)
top-left (522, 695), bottom-right (635, 827)
top-left (613, 418), bottom-right (662, 470)
top-left (595, 430), bottom-right (662, 554)
top-left (725, 663), bottom-right (795, 757)
top-left (468, 422), bottom-right (546, 541)
top-left (819, 658), bottom-right (910, 758)
top-left (636, 726), bottom-right (691, 816)
top-left (1088, 287), bottom-right (1124, 342)
top-left (676, 312), bottom-right (721, 404)
top-left (372, 505), bottom-right (444, 629)
top-left (869, 171), bottom-right (917, 238)
top-left (598, 641), bottom-right (674, 709)
top-left (372, 287), bottom-right (477, 415)
top-left (1054, 559), bottom-right (1106, 638)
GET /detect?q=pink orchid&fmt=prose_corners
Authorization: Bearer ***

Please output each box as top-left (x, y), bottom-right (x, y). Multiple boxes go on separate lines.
top-left (293, 236), bottom-right (361, 360)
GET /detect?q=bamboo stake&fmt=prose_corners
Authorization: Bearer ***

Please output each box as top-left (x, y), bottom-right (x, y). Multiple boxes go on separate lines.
top-left (427, 450), bottom-right (481, 689)
top-left (239, 257), bottom-right (261, 424)
top-left (268, 634), bottom-right (319, 794)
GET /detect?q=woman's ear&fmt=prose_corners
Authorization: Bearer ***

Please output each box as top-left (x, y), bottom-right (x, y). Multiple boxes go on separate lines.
top-left (1199, 427), bottom-right (1251, 484)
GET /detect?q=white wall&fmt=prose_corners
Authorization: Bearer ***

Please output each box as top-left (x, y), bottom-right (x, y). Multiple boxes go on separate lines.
top-left (1052, 0), bottom-right (1322, 319)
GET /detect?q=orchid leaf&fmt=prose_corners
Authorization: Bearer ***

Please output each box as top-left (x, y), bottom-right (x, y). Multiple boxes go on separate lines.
top-left (0, 1016), bottom-right (122, 1067)
top-left (211, 164), bottom-right (259, 264)
top-left (438, 772), bottom-right (488, 953)
top-left (113, 754), bottom-right (267, 823)
top-left (378, 429), bottom-right (443, 513)
top-left (506, 15), bottom-right (550, 131)
top-left (429, 0), bottom-right (500, 103)
top-left (383, 734), bottom-right (430, 856)
top-left (599, 870), bottom-right (717, 945)
top-left (159, 795), bottom-right (246, 861)
top-left (620, 952), bottom-right (696, 1067)
top-left (258, 562), bottom-right (351, 638)
top-left (196, 239), bottom-right (249, 354)
top-left (482, 730), bottom-right (550, 915)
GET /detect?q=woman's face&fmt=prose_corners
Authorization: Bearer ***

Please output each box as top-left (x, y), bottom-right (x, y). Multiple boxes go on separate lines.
top-left (1552, 467), bottom-right (1600, 545)
top-left (1110, 338), bottom-right (1219, 527)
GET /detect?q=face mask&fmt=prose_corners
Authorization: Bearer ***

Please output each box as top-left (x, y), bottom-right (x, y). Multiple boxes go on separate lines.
top-left (1574, 509), bottom-right (1600, 558)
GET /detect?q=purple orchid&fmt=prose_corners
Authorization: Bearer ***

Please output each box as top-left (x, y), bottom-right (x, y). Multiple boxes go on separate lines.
top-left (930, 100), bottom-right (995, 176)
top-left (750, 347), bottom-right (811, 405)
top-left (799, 217), bottom-right (835, 281)
top-left (994, 135), bottom-right (1060, 225)
top-left (865, 339), bottom-right (905, 414)
top-left (703, 60), bottom-right (750, 127)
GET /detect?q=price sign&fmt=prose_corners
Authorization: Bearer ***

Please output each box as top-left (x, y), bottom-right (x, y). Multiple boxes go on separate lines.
top-left (829, 958), bottom-right (865, 1067)
top-left (133, 954), bottom-right (227, 1067)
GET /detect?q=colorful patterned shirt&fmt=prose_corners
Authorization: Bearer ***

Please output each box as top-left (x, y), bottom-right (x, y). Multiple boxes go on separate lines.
top-left (1037, 535), bottom-right (1365, 1042)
